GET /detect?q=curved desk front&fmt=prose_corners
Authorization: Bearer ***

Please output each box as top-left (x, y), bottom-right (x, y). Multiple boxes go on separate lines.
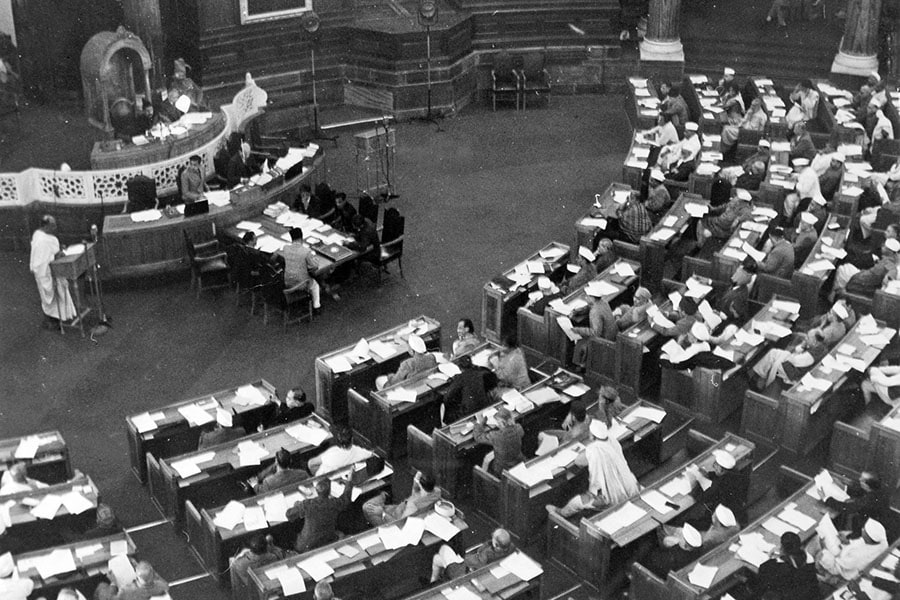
top-left (100, 155), bottom-right (323, 280)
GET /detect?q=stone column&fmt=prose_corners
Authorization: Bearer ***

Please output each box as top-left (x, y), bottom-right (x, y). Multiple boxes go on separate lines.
top-left (831, 0), bottom-right (882, 76)
top-left (640, 0), bottom-right (684, 62)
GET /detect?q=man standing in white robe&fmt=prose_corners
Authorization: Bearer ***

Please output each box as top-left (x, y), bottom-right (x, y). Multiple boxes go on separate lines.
top-left (30, 215), bottom-right (76, 326)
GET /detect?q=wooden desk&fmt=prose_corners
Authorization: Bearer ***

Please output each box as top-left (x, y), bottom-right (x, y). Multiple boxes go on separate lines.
top-left (711, 204), bottom-right (775, 284)
top-left (347, 343), bottom-right (496, 458)
top-left (49, 242), bottom-right (97, 336)
top-left (13, 532), bottom-right (136, 600)
top-left (500, 400), bottom-right (667, 541)
top-left (399, 550), bottom-right (544, 600)
top-left (223, 212), bottom-right (359, 278)
top-left (147, 414), bottom-right (333, 527)
top-left (548, 434), bottom-right (754, 595)
top-left (868, 403), bottom-right (900, 490)
top-left (622, 134), bottom-right (653, 191)
top-left (664, 296), bottom-right (799, 424)
top-left (90, 113), bottom-right (226, 170)
top-left (432, 369), bottom-right (594, 501)
top-left (0, 430), bottom-right (72, 485)
top-left (828, 539), bottom-right (900, 600)
top-left (691, 78), bottom-right (727, 135)
top-left (778, 317), bottom-right (894, 456)
top-left (185, 461), bottom-right (394, 581)
top-left (872, 287), bottom-right (900, 330)
top-left (749, 77), bottom-right (789, 139)
top-left (4, 476), bottom-right (99, 553)
top-left (101, 151), bottom-right (323, 280)
top-left (640, 193), bottom-right (708, 293)
top-left (574, 183), bottom-right (633, 253)
top-left (247, 508), bottom-right (468, 600)
top-left (665, 477), bottom-right (839, 600)
top-left (626, 76), bottom-right (661, 131)
top-left (544, 258), bottom-right (641, 368)
top-left (616, 276), bottom-right (714, 402)
top-left (792, 214), bottom-right (851, 319)
top-left (835, 167), bottom-right (864, 217)
top-left (125, 379), bottom-right (279, 483)
top-left (481, 242), bottom-right (569, 345)
top-left (314, 316), bottom-right (442, 424)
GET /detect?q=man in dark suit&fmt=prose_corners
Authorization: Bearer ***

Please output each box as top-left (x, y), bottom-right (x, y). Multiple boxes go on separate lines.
top-left (226, 142), bottom-right (252, 188)
top-left (286, 475), bottom-right (353, 553)
top-left (198, 412), bottom-right (246, 449)
top-left (684, 449), bottom-right (748, 527)
top-left (295, 184), bottom-right (330, 220)
top-left (639, 523), bottom-right (706, 578)
top-left (754, 532), bottom-right (819, 600)
top-left (716, 256), bottom-right (756, 324)
top-left (253, 449), bottom-right (310, 495)
top-left (331, 193), bottom-right (357, 233)
top-left (347, 214), bottom-right (380, 264)
top-left (821, 472), bottom-right (886, 538)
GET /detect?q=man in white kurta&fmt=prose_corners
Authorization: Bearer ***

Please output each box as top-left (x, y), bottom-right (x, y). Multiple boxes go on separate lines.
top-left (29, 215), bottom-right (76, 323)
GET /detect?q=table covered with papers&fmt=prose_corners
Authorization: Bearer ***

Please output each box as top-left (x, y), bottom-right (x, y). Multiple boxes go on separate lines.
top-left (348, 341), bottom-right (499, 458)
top-left (792, 213), bottom-right (851, 319)
top-left (640, 192), bottom-right (709, 292)
top-left (0, 429), bottom-right (71, 485)
top-left (126, 379), bottom-right (278, 482)
top-left (314, 316), bottom-right (442, 424)
top-left (148, 414), bottom-right (333, 525)
top-left (779, 315), bottom-right (895, 455)
top-left (185, 460), bottom-right (394, 579)
top-left (501, 399), bottom-right (667, 540)
top-left (574, 183), bottom-right (635, 252)
top-left (547, 433), bottom-right (753, 591)
top-left (247, 507), bottom-right (468, 600)
top-left (712, 203), bottom-right (777, 282)
top-left (481, 242), bottom-right (570, 345)
top-left (626, 76), bottom-right (661, 131)
top-left (666, 473), bottom-right (841, 600)
top-left (11, 532), bottom-right (136, 600)
top-left (401, 549), bottom-right (545, 600)
top-left (101, 146), bottom-right (323, 280)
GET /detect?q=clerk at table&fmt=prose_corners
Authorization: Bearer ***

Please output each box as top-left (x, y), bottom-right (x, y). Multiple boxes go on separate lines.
top-left (283, 228), bottom-right (323, 313)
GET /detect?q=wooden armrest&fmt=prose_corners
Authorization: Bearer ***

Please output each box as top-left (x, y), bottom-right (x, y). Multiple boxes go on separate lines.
top-left (194, 240), bottom-right (219, 252)
top-left (381, 235), bottom-right (404, 250)
top-left (195, 251), bottom-right (227, 263)
top-left (284, 282), bottom-right (306, 294)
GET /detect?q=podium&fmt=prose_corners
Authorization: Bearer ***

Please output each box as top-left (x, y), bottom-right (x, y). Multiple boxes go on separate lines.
top-left (354, 126), bottom-right (396, 198)
top-left (49, 243), bottom-right (97, 336)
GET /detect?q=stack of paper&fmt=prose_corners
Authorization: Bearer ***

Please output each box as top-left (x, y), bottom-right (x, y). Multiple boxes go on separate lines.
top-left (237, 441), bottom-right (270, 466)
top-left (659, 475), bottom-right (692, 498)
top-left (235, 385), bottom-right (268, 406)
top-left (424, 512), bottom-right (461, 541)
top-left (386, 388), bottom-right (418, 403)
top-left (130, 209), bottom-right (162, 223)
top-left (596, 502), bottom-right (646, 534)
top-left (687, 563), bottom-right (718, 588)
top-left (213, 500), bottom-right (246, 530)
top-left (177, 404), bottom-right (215, 426)
top-left (500, 551), bottom-right (544, 581)
top-left (30, 494), bottom-right (63, 520)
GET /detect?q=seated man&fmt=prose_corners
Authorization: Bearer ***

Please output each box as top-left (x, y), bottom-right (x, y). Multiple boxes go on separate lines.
top-left (0, 553), bottom-right (34, 600)
top-left (698, 188), bottom-right (753, 246)
top-left (650, 296), bottom-right (699, 338)
top-left (716, 256), bottom-right (757, 324)
top-left (545, 422), bottom-right (639, 518)
top-left (0, 463), bottom-right (48, 495)
top-left (265, 386), bottom-right (316, 428)
top-left (862, 361), bottom-right (900, 408)
top-left (451, 318), bottom-right (481, 358)
top-left (561, 247), bottom-right (598, 294)
top-left (523, 276), bottom-right (562, 317)
top-left (683, 449), bottom-right (747, 527)
top-left (646, 169), bottom-right (673, 223)
top-left (295, 184), bottom-right (329, 219)
top-left (615, 191), bottom-right (653, 243)
top-left (376, 334), bottom-right (437, 390)
top-left (286, 475), bottom-right (354, 553)
top-left (537, 400), bottom-right (592, 446)
top-left (818, 472), bottom-right (886, 539)
top-left (429, 528), bottom-right (513, 583)
top-left (613, 286), bottom-right (652, 330)
top-left (759, 227), bottom-right (795, 279)
top-left (659, 504), bottom-right (739, 550)
top-left (331, 193), bottom-right (356, 233)
top-left (346, 214), bottom-right (380, 265)
top-left (571, 286), bottom-right (617, 371)
top-left (658, 121), bottom-right (701, 170)
top-left (283, 227), bottom-right (323, 313)
top-left (640, 522), bottom-right (705, 578)
top-left (442, 355), bottom-right (496, 425)
top-left (734, 160), bottom-right (766, 192)
top-left (858, 182), bottom-right (899, 240)
top-left (253, 449), bottom-right (310, 494)
top-left (489, 334), bottom-right (531, 392)
top-left (819, 153), bottom-right (845, 203)
top-left (751, 331), bottom-right (827, 390)
top-left (307, 426), bottom-right (372, 477)
top-left (834, 238), bottom-right (900, 297)
top-left (755, 532), bottom-right (819, 600)
top-left (96, 560), bottom-right (169, 600)
top-left (789, 122), bottom-right (817, 163)
top-left (596, 385), bottom-right (628, 426)
top-left (793, 212), bottom-right (819, 265)
top-left (198, 411), bottom-right (246, 450)
top-left (230, 534), bottom-right (289, 595)
top-left (593, 238), bottom-right (617, 272)
top-left (807, 299), bottom-right (854, 345)
top-left (815, 518), bottom-right (888, 585)
top-left (363, 471), bottom-right (441, 527)
top-left (474, 407), bottom-right (525, 477)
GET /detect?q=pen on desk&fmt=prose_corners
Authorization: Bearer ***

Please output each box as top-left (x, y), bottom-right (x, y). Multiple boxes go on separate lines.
top-left (665, 501), bottom-right (680, 509)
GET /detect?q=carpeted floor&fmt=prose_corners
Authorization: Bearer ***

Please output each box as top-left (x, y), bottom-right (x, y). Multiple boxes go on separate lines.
top-left (0, 94), bottom-right (634, 598)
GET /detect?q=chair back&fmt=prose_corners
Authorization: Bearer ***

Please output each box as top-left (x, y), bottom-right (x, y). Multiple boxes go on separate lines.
top-left (358, 193), bottom-right (379, 224)
top-left (126, 175), bottom-right (157, 212)
top-left (521, 52), bottom-right (545, 77)
top-left (382, 207), bottom-right (405, 245)
top-left (494, 51), bottom-right (515, 74)
top-left (183, 231), bottom-right (197, 261)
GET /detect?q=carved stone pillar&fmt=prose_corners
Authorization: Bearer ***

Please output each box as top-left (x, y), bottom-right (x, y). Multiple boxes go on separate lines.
top-left (640, 0), bottom-right (684, 62)
top-left (831, 0), bottom-right (882, 76)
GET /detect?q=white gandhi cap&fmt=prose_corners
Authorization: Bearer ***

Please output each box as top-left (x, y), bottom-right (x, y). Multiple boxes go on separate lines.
top-left (713, 449), bottom-right (736, 469)
top-left (715, 504), bottom-right (737, 527)
top-left (864, 518), bottom-right (886, 543)
top-left (408, 335), bottom-right (427, 354)
top-left (682, 523), bottom-right (702, 548)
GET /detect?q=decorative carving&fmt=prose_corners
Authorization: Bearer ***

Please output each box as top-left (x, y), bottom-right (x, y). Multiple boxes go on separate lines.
top-left (0, 175), bottom-right (17, 203)
top-left (38, 173), bottom-right (86, 200)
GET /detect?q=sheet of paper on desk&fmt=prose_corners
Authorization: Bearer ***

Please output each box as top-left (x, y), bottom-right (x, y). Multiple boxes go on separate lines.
top-left (325, 355), bottom-right (353, 374)
top-left (109, 538), bottom-right (129, 556)
top-left (736, 543), bottom-right (769, 568)
top-left (631, 406), bottom-right (666, 423)
top-left (262, 493), bottom-right (288, 523)
top-left (552, 447), bottom-right (580, 469)
top-left (586, 280), bottom-right (619, 297)
top-left (742, 243), bottom-right (766, 264)
top-left (641, 489), bottom-right (673, 514)
top-left (213, 500), bottom-right (245, 530)
top-left (650, 227), bottom-right (677, 242)
top-left (562, 382), bottom-right (590, 398)
top-left (235, 385), bottom-right (268, 406)
top-left (60, 490), bottom-right (94, 515)
top-left (778, 507), bottom-right (817, 531)
top-left (285, 423), bottom-right (330, 447)
top-left (612, 262), bottom-right (636, 278)
top-left (238, 440), bottom-right (270, 463)
top-left (386, 387), bottom-right (418, 403)
top-left (762, 516), bottom-right (799, 537)
top-left (378, 524), bottom-right (408, 550)
top-left (35, 548), bottom-right (77, 579)
top-left (771, 299), bottom-right (801, 315)
top-left (861, 332), bottom-right (894, 348)
top-left (684, 202), bottom-right (709, 218)
top-left (131, 412), bottom-right (159, 434)
top-left (277, 567), bottom-right (307, 595)
top-left (816, 514), bottom-right (839, 541)
top-left (256, 235), bottom-right (287, 254)
top-left (734, 328), bottom-right (764, 347)
top-left (799, 373), bottom-right (832, 392)
top-left (30, 494), bottom-right (62, 520)
top-left (14, 437), bottom-right (40, 459)
top-left (109, 554), bottom-right (137, 587)
top-left (525, 386), bottom-right (559, 406)
top-left (402, 516), bottom-right (427, 545)
top-left (500, 551), bottom-right (544, 581)
top-left (809, 471), bottom-right (849, 502)
top-left (424, 512), bottom-right (461, 542)
top-left (236, 221), bottom-right (263, 231)
top-left (557, 316), bottom-right (582, 342)
top-left (367, 340), bottom-right (397, 361)
top-left (582, 217), bottom-right (608, 228)
top-left (687, 563), bottom-right (718, 588)
top-left (722, 247), bottom-right (746, 261)
top-left (523, 260), bottom-right (544, 275)
top-left (75, 543), bottom-right (103, 559)
top-left (178, 403), bottom-right (215, 426)
top-left (613, 190), bottom-right (632, 204)
top-left (437, 362), bottom-right (462, 378)
top-left (659, 475), bottom-right (692, 498)
top-left (130, 209), bottom-right (162, 223)
top-left (356, 532), bottom-right (381, 551)
top-left (597, 502), bottom-right (646, 534)
top-left (805, 259), bottom-right (835, 273)
top-left (242, 506), bottom-right (267, 531)
top-left (205, 190), bottom-right (230, 206)
top-left (337, 544), bottom-right (359, 558)
top-left (819, 244), bottom-right (847, 260)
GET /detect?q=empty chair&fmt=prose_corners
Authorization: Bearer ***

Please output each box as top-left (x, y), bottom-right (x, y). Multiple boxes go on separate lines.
top-left (252, 261), bottom-right (313, 328)
top-left (226, 242), bottom-right (267, 306)
top-left (518, 52), bottom-right (551, 110)
top-left (125, 175), bottom-right (158, 212)
top-left (184, 232), bottom-right (230, 298)
top-left (358, 193), bottom-right (379, 225)
top-left (491, 51), bottom-right (521, 111)
top-left (375, 207), bottom-right (405, 285)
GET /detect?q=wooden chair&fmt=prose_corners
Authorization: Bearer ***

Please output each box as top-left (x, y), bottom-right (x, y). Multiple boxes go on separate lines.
top-left (491, 51), bottom-right (520, 111)
top-left (375, 208), bottom-right (404, 285)
top-left (358, 193), bottom-right (379, 226)
top-left (183, 232), bottom-right (230, 298)
top-left (518, 52), bottom-right (550, 110)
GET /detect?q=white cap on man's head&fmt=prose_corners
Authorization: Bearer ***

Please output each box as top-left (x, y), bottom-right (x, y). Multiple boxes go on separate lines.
top-left (408, 335), bottom-right (427, 354)
top-left (651, 169), bottom-right (666, 182)
top-left (792, 158), bottom-right (810, 168)
top-left (724, 67), bottom-right (735, 76)
top-left (864, 518), bottom-right (886, 543)
top-left (715, 504), bottom-right (737, 527)
top-left (713, 449), bottom-right (736, 469)
top-left (691, 322), bottom-right (710, 341)
top-left (579, 246), bottom-right (596, 262)
top-left (682, 523), bottom-right (702, 548)
top-left (685, 122), bottom-right (699, 132)
top-left (885, 238), bottom-right (900, 253)
top-left (537, 276), bottom-right (552, 290)
top-left (735, 188), bottom-right (752, 201)
top-left (758, 139), bottom-right (771, 148)
top-left (800, 212), bottom-right (818, 225)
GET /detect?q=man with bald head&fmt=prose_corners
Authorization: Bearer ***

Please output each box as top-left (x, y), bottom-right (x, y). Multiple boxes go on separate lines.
top-left (30, 215), bottom-right (76, 328)
top-left (314, 581), bottom-right (342, 600)
top-left (429, 528), bottom-right (513, 582)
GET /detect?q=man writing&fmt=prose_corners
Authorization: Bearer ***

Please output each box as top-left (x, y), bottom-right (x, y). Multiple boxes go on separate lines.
top-left (362, 471), bottom-right (441, 526)
top-left (286, 475), bottom-right (354, 553)
top-left (283, 228), bottom-right (322, 314)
